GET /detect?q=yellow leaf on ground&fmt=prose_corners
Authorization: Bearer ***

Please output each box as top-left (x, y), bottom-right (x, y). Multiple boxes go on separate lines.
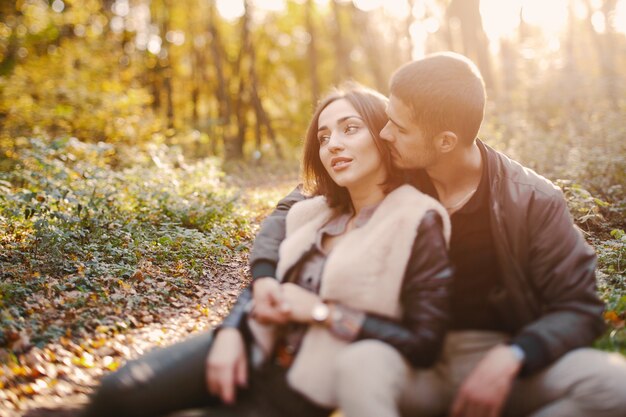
top-left (103, 356), bottom-right (120, 371)
top-left (73, 352), bottom-right (95, 368)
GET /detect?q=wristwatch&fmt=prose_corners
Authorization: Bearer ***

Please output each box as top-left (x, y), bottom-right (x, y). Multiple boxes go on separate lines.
top-left (509, 344), bottom-right (526, 362)
top-left (311, 302), bottom-right (330, 324)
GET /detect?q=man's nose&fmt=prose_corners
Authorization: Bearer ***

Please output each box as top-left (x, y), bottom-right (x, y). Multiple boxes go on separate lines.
top-left (380, 122), bottom-right (393, 142)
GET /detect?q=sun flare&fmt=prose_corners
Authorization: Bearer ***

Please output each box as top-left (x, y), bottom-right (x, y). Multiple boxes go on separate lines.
top-left (217, 0), bottom-right (626, 45)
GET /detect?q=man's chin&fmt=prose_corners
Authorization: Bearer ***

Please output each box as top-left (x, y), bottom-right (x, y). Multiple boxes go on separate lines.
top-left (393, 155), bottom-right (431, 170)
top-left (391, 159), bottom-right (410, 170)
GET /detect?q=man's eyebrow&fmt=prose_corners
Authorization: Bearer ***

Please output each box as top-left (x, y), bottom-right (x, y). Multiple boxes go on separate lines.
top-left (387, 115), bottom-right (406, 131)
top-left (317, 115), bottom-right (363, 132)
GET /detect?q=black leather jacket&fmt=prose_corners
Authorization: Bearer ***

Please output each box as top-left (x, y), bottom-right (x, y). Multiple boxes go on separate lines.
top-left (223, 210), bottom-right (453, 368)
top-left (468, 140), bottom-right (604, 374)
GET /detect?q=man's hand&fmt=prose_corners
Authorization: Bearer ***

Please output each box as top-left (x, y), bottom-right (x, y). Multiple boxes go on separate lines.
top-left (450, 344), bottom-right (522, 417)
top-left (281, 282), bottom-right (323, 323)
top-left (206, 328), bottom-right (247, 404)
top-left (251, 277), bottom-right (291, 324)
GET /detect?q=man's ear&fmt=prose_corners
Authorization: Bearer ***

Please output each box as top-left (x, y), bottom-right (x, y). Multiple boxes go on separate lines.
top-left (434, 131), bottom-right (458, 154)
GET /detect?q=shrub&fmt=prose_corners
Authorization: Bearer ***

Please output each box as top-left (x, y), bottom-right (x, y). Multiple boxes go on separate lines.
top-left (0, 137), bottom-right (252, 346)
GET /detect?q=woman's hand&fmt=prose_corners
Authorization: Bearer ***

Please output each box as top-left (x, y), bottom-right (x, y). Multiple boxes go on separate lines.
top-left (281, 282), bottom-right (323, 323)
top-left (251, 277), bottom-right (291, 324)
top-left (206, 328), bottom-right (247, 404)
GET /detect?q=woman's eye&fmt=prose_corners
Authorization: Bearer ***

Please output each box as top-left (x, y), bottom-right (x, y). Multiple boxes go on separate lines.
top-left (345, 124), bottom-right (359, 134)
top-left (318, 134), bottom-right (330, 145)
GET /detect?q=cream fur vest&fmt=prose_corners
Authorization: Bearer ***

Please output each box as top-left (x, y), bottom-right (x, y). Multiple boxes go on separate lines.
top-left (257, 185), bottom-right (450, 407)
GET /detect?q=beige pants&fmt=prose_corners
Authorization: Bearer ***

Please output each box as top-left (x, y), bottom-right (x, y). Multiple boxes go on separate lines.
top-left (334, 331), bottom-right (626, 417)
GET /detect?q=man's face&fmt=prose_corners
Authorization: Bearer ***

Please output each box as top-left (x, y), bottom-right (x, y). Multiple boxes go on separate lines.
top-left (380, 94), bottom-right (438, 170)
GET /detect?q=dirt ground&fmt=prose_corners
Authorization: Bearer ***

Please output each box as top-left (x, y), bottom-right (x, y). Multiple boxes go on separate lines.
top-left (3, 254), bottom-right (248, 417)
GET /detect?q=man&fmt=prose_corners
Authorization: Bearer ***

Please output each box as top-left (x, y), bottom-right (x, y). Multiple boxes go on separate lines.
top-left (220, 52), bottom-right (626, 416)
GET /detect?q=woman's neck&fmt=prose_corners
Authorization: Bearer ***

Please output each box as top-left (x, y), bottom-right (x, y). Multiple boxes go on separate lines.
top-left (348, 185), bottom-right (385, 216)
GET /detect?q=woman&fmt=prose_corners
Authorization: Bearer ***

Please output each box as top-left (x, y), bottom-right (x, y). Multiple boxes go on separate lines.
top-left (81, 84), bottom-right (452, 417)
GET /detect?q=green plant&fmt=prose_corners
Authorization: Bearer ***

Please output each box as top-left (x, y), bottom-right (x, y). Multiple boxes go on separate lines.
top-left (0, 137), bottom-right (254, 347)
top-left (594, 229), bottom-right (626, 354)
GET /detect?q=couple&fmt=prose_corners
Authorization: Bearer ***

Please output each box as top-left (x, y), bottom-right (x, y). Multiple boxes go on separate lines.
top-left (82, 53), bottom-right (626, 417)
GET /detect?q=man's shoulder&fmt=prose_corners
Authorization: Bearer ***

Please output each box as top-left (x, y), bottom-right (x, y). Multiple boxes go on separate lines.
top-left (482, 141), bottom-right (562, 199)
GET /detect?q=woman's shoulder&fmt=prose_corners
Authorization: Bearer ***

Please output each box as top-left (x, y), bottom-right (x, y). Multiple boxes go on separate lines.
top-left (379, 185), bottom-right (450, 244)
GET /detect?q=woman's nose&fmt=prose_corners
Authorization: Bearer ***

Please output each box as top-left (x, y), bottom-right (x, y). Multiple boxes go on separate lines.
top-left (327, 133), bottom-right (344, 152)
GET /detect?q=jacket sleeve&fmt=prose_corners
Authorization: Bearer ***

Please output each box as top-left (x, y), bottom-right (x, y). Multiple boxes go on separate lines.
top-left (355, 210), bottom-right (453, 368)
top-left (511, 190), bottom-right (605, 376)
top-left (219, 287), bottom-right (252, 330)
top-left (249, 186), bottom-right (307, 280)
top-left (220, 186), bottom-right (305, 333)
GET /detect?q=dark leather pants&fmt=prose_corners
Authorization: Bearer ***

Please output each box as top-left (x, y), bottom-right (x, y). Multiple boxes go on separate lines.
top-left (80, 330), bottom-right (331, 417)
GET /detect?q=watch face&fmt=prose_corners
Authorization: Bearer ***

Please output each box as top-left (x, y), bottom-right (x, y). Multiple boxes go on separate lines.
top-left (312, 303), bottom-right (329, 322)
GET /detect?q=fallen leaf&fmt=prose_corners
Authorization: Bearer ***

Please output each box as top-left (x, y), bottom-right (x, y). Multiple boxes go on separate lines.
top-left (73, 352), bottom-right (95, 368)
top-left (9, 331), bottom-right (31, 353)
top-left (605, 310), bottom-right (619, 322)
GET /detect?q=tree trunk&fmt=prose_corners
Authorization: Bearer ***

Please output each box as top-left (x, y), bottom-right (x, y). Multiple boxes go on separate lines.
top-left (150, 66), bottom-right (161, 112)
top-left (353, 9), bottom-right (388, 93)
top-left (332, 0), bottom-right (352, 83)
top-left (600, 0), bottom-right (618, 105)
top-left (499, 39), bottom-right (518, 110)
top-left (190, 25), bottom-right (202, 130)
top-left (163, 70), bottom-right (175, 131)
top-left (241, 0), bottom-right (283, 159)
top-left (208, 2), bottom-right (233, 156)
top-left (227, 2), bottom-right (252, 161)
top-left (306, 0), bottom-right (320, 104)
top-left (155, 0), bottom-right (174, 132)
top-left (403, 0), bottom-right (416, 62)
top-left (447, 0), bottom-right (495, 93)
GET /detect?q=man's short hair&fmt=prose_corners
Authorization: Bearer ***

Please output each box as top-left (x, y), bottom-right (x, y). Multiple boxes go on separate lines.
top-left (389, 52), bottom-right (486, 145)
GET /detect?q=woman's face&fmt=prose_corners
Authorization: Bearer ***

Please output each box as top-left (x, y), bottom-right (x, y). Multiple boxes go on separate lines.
top-left (317, 98), bottom-right (387, 193)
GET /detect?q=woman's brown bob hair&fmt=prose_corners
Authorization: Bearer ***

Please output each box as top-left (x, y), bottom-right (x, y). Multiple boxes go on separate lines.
top-left (302, 83), bottom-right (401, 212)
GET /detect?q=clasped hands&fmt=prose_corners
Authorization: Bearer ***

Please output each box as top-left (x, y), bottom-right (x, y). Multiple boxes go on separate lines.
top-left (249, 277), bottom-right (322, 324)
top-left (206, 277), bottom-right (320, 404)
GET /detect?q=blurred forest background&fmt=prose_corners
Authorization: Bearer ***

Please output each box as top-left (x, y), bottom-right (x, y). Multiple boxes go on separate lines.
top-left (0, 0), bottom-right (625, 412)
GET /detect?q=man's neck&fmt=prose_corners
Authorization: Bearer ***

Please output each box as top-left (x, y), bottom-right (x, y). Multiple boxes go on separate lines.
top-left (426, 142), bottom-right (483, 210)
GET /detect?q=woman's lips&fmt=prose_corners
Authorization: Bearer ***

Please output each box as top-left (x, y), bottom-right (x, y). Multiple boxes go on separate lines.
top-left (331, 157), bottom-right (353, 171)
